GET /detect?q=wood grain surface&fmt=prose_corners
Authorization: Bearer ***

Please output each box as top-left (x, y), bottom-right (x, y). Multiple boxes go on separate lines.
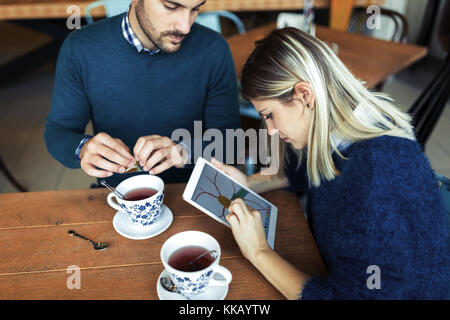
top-left (0, 183), bottom-right (327, 299)
top-left (227, 22), bottom-right (428, 88)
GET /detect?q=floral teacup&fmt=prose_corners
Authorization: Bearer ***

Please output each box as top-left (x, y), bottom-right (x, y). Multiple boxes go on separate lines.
top-left (107, 175), bottom-right (164, 227)
top-left (160, 231), bottom-right (232, 297)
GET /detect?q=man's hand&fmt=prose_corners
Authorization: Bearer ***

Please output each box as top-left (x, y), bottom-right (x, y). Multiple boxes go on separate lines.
top-left (133, 135), bottom-right (188, 174)
top-left (79, 132), bottom-right (135, 178)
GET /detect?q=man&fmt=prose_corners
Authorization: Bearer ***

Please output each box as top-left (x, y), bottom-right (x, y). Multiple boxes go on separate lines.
top-left (44, 0), bottom-right (241, 185)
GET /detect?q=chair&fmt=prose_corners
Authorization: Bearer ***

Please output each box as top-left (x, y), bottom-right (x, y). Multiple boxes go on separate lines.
top-left (0, 155), bottom-right (27, 192)
top-left (85, 0), bottom-right (131, 24)
top-left (195, 11), bottom-right (245, 35)
top-left (408, 2), bottom-right (449, 149)
top-left (348, 8), bottom-right (409, 43)
top-left (408, 55), bottom-right (450, 149)
top-left (348, 8), bottom-right (409, 91)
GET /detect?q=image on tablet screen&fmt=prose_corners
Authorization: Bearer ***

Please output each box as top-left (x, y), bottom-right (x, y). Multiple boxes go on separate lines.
top-left (192, 163), bottom-right (272, 235)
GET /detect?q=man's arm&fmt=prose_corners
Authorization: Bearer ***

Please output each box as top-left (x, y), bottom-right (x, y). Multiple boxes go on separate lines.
top-left (44, 33), bottom-right (134, 176)
top-left (44, 33), bottom-right (93, 169)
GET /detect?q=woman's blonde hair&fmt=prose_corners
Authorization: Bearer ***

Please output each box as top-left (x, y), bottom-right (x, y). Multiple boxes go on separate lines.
top-left (241, 27), bottom-right (415, 187)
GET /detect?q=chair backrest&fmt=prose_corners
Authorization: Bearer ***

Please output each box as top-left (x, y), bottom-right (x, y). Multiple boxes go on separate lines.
top-left (348, 8), bottom-right (409, 43)
top-left (195, 11), bottom-right (245, 34)
top-left (85, 0), bottom-right (131, 24)
top-left (408, 56), bottom-right (450, 148)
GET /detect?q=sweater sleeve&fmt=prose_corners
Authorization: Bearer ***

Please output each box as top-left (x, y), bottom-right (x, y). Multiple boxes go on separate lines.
top-left (44, 32), bottom-right (92, 169)
top-left (301, 138), bottom-right (447, 299)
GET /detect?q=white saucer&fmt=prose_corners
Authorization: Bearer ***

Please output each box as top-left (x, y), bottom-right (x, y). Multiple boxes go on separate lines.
top-left (157, 269), bottom-right (229, 300)
top-left (112, 205), bottom-right (173, 240)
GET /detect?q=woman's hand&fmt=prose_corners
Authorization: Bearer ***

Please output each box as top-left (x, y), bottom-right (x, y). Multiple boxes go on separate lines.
top-left (211, 158), bottom-right (249, 187)
top-left (226, 198), bottom-right (271, 263)
top-left (226, 191), bottom-right (310, 301)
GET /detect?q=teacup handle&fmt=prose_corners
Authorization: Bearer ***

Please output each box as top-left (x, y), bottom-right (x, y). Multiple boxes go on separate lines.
top-left (208, 265), bottom-right (232, 287)
top-left (107, 193), bottom-right (122, 211)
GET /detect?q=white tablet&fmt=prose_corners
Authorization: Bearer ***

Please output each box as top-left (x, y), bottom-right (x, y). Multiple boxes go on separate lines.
top-left (183, 157), bottom-right (278, 249)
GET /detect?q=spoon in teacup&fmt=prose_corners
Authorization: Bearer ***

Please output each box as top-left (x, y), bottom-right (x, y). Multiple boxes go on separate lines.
top-left (188, 249), bottom-right (217, 271)
top-left (100, 180), bottom-right (126, 200)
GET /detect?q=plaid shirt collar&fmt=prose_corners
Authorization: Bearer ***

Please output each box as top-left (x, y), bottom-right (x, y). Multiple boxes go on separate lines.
top-left (122, 6), bottom-right (160, 55)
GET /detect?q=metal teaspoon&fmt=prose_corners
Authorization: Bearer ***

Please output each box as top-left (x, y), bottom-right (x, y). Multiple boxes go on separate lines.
top-left (68, 230), bottom-right (109, 251)
top-left (189, 250), bottom-right (217, 270)
top-left (160, 276), bottom-right (192, 300)
top-left (100, 180), bottom-right (126, 200)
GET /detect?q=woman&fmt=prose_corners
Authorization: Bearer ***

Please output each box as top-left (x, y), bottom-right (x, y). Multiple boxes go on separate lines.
top-left (212, 27), bottom-right (449, 299)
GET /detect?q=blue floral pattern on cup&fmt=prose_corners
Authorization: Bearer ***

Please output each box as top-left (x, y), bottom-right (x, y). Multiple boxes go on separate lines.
top-left (120, 194), bottom-right (164, 226)
top-left (167, 269), bottom-right (214, 296)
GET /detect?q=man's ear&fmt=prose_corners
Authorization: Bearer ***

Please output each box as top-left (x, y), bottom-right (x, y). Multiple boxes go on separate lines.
top-left (293, 82), bottom-right (315, 109)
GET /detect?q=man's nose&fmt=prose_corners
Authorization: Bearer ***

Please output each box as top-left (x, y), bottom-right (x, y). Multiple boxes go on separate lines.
top-left (175, 11), bottom-right (192, 35)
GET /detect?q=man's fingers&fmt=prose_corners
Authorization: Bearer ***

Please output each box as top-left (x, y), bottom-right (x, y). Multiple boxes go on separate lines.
top-left (134, 135), bottom-right (165, 161)
top-left (90, 154), bottom-right (127, 173)
top-left (81, 162), bottom-right (113, 178)
top-left (85, 133), bottom-right (134, 168)
top-left (134, 136), bottom-right (172, 165)
top-left (133, 135), bottom-right (160, 160)
top-left (171, 144), bottom-right (188, 168)
top-left (106, 142), bottom-right (134, 167)
top-left (96, 146), bottom-right (133, 170)
top-left (114, 138), bottom-right (133, 159)
top-left (149, 158), bottom-right (173, 175)
top-left (144, 147), bottom-right (171, 171)
top-left (96, 132), bottom-right (133, 161)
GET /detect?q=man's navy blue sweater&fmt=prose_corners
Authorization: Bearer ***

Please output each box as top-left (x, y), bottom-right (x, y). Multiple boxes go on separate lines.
top-left (285, 135), bottom-right (449, 299)
top-left (44, 14), bottom-right (240, 185)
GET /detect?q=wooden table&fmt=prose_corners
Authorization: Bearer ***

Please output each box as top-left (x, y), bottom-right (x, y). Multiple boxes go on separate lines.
top-left (227, 22), bottom-right (428, 89)
top-left (0, 0), bottom-right (385, 20)
top-left (0, 184), bottom-right (326, 300)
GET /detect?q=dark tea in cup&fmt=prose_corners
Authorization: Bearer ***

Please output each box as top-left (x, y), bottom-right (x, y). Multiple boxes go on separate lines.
top-left (168, 245), bottom-right (215, 272)
top-left (124, 188), bottom-right (158, 201)
top-left (161, 231), bottom-right (232, 296)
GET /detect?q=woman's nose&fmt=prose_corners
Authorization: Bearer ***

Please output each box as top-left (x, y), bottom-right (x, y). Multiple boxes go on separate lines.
top-left (268, 127), bottom-right (280, 136)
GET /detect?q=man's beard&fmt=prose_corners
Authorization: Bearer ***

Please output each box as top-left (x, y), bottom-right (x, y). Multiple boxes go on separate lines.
top-left (135, 0), bottom-right (187, 53)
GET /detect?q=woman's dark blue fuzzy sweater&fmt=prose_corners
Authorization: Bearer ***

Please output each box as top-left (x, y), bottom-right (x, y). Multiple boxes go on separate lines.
top-left (285, 135), bottom-right (449, 299)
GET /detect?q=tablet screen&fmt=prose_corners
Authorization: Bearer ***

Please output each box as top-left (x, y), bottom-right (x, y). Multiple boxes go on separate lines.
top-left (191, 162), bottom-right (273, 237)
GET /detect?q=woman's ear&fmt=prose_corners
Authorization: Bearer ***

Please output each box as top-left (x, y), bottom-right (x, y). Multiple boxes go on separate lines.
top-left (293, 82), bottom-right (315, 109)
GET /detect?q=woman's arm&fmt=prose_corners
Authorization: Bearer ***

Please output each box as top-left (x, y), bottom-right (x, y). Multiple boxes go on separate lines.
top-left (226, 198), bottom-right (311, 300)
top-left (252, 248), bottom-right (311, 300)
top-left (211, 158), bottom-right (289, 194)
top-left (247, 172), bottom-right (290, 194)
